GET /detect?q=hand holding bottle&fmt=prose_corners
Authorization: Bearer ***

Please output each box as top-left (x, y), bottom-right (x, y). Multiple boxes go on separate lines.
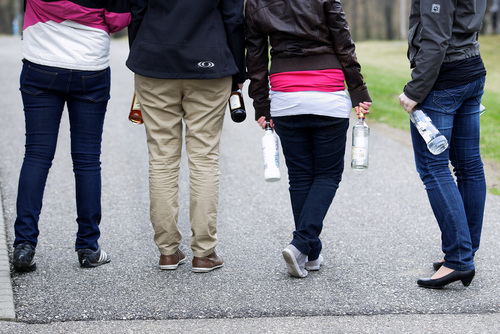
top-left (399, 92), bottom-right (418, 113)
top-left (409, 109), bottom-right (448, 155)
top-left (257, 116), bottom-right (273, 129)
top-left (399, 93), bottom-right (448, 155)
top-left (355, 101), bottom-right (372, 116)
top-left (351, 105), bottom-right (370, 170)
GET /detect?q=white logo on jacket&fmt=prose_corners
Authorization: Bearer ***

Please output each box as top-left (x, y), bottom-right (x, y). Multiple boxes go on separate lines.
top-left (431, 4), bottom-right (441, 13)
top-left (198, 61), bottom-right (215, 68)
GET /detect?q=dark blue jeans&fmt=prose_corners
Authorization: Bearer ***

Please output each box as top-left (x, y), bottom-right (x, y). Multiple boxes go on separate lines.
top-left (411, 76), bottom-right (486, 271)
top-left (14, 60), bottom-right (110, 251)
top-left (273, 115), bottom-right (349, 261)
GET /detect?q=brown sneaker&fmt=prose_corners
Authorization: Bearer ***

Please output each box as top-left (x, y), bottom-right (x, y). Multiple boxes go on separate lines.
top-left (192, 251), bottom-right (224, 273)
top-left (159, 249), bottom-right (188, 270)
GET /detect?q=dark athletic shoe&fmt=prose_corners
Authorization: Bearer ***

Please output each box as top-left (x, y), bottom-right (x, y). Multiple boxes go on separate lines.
top-left (77, 248), bottom-right (111, 268)
top-left (13, 242), bottom-right (36, 272)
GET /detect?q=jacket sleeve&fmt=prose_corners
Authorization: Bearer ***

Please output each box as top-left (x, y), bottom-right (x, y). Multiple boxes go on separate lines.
top-left (105, 0), bottom-right (131, 34)
top-left (245, 3), bottom-right (272, 121)
top-left (404, 0), bottom-right (455, 103)
top-left (325, 0), bottom-right (371, 107)
top-left (219, 0), bottom-right (247, 85)
top-left (128, 0), bottom-right (148, 48)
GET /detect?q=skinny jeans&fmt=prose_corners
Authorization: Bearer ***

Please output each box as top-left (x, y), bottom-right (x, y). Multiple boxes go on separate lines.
top-left (273, 115), bottom-right (349, 261)
top-left (411, 76), bottom-right (486, 271)
top-left (14, 60), bottom-right (109, 251)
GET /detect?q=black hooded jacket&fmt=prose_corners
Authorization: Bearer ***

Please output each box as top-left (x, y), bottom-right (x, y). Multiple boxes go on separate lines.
top-left (126, 0), bottom-right (246, 84)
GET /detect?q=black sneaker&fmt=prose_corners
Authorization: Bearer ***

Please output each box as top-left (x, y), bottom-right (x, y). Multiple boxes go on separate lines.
top-left (77, 248), bottom-right (111, 268)
top-left (13, 242), bottom-right (36, 272)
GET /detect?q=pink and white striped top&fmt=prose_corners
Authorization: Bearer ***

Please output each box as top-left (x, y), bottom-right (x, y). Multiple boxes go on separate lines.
top-left (22, 0), bottom-right (131, 71)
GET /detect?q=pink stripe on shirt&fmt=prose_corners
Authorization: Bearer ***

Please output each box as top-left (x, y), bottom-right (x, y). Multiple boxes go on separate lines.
top-left (270, 69), bottom-right (346, 92)
top-left (24, 0), bottom-right (130, 33)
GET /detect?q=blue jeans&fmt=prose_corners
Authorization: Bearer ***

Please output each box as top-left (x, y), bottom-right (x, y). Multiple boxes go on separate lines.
top-left (14, 60), bottom-right (110, 251)
top-left (273, 115), bottom-right (349, 261)
top-left (411, 76), bottom-right (486, 271)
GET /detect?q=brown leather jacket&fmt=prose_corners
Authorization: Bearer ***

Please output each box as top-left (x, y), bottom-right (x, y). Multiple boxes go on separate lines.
top-left (245, 0), bottom-right (371, 120)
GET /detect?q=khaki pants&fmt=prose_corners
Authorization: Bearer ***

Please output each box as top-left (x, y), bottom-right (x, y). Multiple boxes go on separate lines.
top-left (135, 74), bottom-right (231, 258)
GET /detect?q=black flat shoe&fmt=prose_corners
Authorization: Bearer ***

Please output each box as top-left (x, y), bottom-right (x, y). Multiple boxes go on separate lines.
top-left (433, 261), bottom-right (444, 271)
top-left (417, 269), bottom-right (475, 289)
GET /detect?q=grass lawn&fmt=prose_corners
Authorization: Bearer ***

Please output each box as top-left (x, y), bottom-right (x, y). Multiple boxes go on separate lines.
top-left (355, 35), bottom-right (500, 193)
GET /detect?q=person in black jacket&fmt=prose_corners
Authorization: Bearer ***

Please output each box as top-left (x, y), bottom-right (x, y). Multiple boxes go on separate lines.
top-left (127, 0), bottom-right (246, 273)
top-left (399, 0), bottom-right (487, 289)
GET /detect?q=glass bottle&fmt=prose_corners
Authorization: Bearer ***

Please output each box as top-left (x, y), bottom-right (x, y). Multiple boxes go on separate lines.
top-left (129, 93), bottom-right (143, 124)
top-left (409, 109), bottom-right (448, 155)
top-left (262, 122), bottom-right (281, 182)
top-left (228, 82), bottom-right (246, 123)
top-left (351, 111), bottom-right (370, 170)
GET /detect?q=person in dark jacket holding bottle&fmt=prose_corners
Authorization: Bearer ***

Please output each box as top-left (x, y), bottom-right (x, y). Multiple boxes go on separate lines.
top-left (399, 0), bottom-right (487, 288)
top-left (127, 0), bottom-right (246, 273)
top-left (245, 0), bottom-right (371, 278)
top-left (12, 0), bottom-right (131, 272)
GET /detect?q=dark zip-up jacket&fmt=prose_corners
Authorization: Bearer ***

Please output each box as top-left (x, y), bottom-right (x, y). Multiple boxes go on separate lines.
top-left (404, 0), bottom-right (487, 103)
top-left (245, 0), bottom-right (371, 120)
top-left (126, 0), bottom-right (246, 84)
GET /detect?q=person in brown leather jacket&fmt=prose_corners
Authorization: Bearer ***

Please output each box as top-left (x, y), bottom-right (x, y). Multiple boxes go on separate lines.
top-left (245, 0), bottom-right (372, 278)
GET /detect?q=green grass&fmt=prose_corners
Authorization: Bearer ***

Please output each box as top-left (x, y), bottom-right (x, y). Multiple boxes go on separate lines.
top-left (355, 40), bottom-right (411, 130)
top-left (355, 36), bottom-right (500, 192)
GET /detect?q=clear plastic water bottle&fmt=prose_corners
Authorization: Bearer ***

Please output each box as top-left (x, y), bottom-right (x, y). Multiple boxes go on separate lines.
top-left (409, 109), bottom-right (448, 155)
top-left (351, 112), bottom-right (370, 170)
top-left (262, 122), bottom-right (281, 182)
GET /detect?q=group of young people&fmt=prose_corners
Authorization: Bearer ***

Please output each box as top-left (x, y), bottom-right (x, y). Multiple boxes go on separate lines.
top-left (12, 0), bottom-right (488, 290)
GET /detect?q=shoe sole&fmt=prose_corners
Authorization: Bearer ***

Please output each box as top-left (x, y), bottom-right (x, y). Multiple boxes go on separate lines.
top-left (192, 263), bottom-right (224, 273)
top-left (80, 258), bottom-right (111, 268)
top-left (282, 248), bottom-right (307, 278)
top-left (305, 264), bottom-right (321, 271)
top-left (159, 257), bottom-right (188, 270)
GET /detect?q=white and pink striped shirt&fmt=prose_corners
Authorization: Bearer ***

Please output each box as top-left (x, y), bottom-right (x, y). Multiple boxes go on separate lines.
top-left (22, 0), bottom-right (131, 71)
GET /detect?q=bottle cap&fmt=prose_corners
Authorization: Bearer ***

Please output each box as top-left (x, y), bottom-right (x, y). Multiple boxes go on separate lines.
top-left (358, 104), bottom-right (366, 119)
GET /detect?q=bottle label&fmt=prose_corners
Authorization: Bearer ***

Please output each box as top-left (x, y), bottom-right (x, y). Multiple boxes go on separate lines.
top-left (273, 140), bottom-right (280, 167)
top-left (351, 147), bottom-right (367, 161)
top-left (420, 129), bottom-right (432, 143)
top-left (132, 94), bottom-right (141, 111)
top-left (262, 133), bottom-right (281, 181)
top-left (229, 94), bottom-right (242, 110)
top-left (410, 110), bottom-right (440, 144)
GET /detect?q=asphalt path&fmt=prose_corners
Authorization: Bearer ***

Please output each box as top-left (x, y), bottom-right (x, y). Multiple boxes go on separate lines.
top-left (0, 36), bottom-right (499, 333)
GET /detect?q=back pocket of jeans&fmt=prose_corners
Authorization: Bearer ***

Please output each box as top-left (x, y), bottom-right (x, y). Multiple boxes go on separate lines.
top-left (432, 84), bottom-right (469, 112)
top-left (81, 69), bottom-right (110, 103)
top-left (20, 65), bottom-right (57, 95)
